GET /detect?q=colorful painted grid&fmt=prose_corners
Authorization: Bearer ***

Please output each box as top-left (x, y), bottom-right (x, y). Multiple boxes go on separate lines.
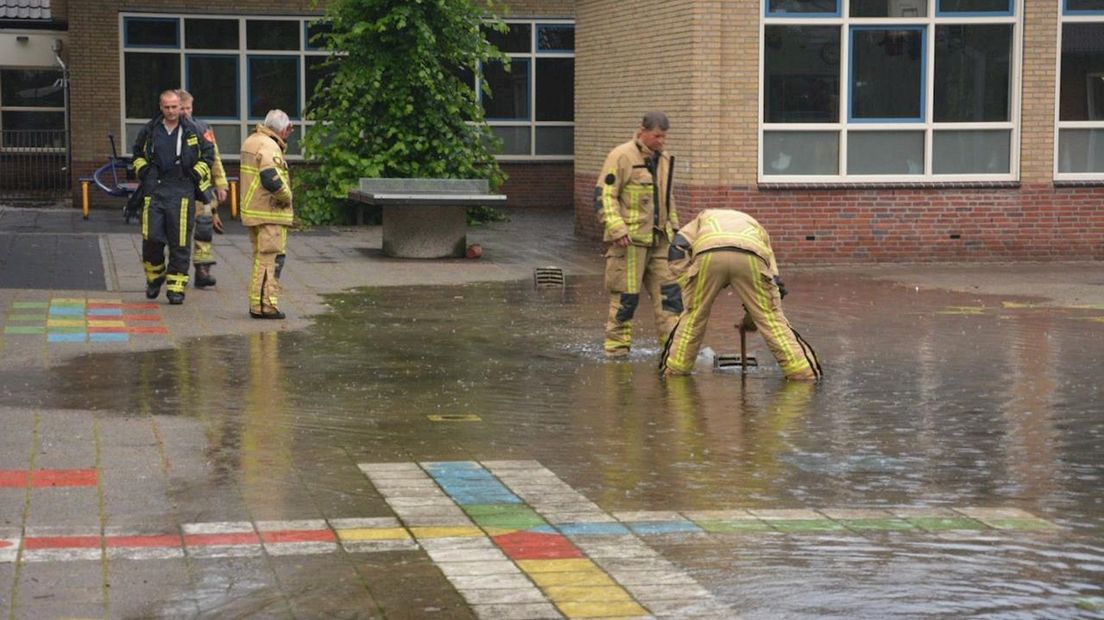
top-left (2, 298), bottom-right (167, 343)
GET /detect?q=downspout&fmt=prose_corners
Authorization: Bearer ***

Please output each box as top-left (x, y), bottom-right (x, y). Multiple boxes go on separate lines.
top-left (52, 38), bottom-right (71, 190)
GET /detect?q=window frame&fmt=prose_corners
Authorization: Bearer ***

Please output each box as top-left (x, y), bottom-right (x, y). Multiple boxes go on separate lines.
top-left (1054, 3), bottom-right (1104, 180)
top-left (476, 19), bottom-right (575, 162)
top-left (759, 0), bottom-right (1022, 184)
top-left (0, 68), bottom-right (68, 153)
top-left (119, 13), bottom-right (329, 161)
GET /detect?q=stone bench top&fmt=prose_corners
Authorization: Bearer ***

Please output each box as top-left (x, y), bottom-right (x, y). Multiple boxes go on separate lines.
top-left (348, 190), bottom-right (506, 207)
top-left (350, 178), bottom-right (505, 207)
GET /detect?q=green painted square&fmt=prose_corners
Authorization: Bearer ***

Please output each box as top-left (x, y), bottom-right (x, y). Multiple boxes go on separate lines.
top-left (982, 517), bottom-right (1055, 531)
top-left (463, 504), bottom-right (537, 517)
top-left (767, 519), bottom-right (848, 533)
top-left (4, 326), bottom-right (45, 335)
top-left (7, 314), bottom-right (47, 322)
top-left (906, 517), bottom-right (987, 531)
top-left (47, 327), bottom-right (86, 334)
top-left (840, 518), bottom-right (916, 532)
top-left (472, 513), bottom-right (547, 530)
top-left (50, 301), bottom-right (86, 307)
top-left (697, 520), bottom-right (773, 533)
top-left (12, 302), bottom-right (48, 309)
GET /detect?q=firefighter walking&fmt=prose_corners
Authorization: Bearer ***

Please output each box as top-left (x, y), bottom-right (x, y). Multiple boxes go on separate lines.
top-left (661, 209), bottom-right (822, 381)
top-left (131, 89), bottom-right (215, 305)
top-left (595, 112), bottom-right (683, 358)
top-left (239, 109), bottom-right (294, 320)
top-left (178, 89), bottom-right (228, 289)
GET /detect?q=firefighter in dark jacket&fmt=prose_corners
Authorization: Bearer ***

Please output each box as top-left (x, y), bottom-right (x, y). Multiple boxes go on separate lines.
top-left (131, 89), bottom-right (215, 305)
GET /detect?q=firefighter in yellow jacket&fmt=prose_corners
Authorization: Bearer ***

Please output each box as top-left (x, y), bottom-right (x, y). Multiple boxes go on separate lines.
top-left (179, 90), bottom-right (228, 289)
top-left (595, 112), bottom-right (683, 358)
top-left (661, 209), bottom-right (822, 381)
top-left (239, 109), bottom-right (294, 319)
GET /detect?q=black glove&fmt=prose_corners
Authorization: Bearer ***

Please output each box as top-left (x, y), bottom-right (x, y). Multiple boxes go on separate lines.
top-left (774, 276), bottom-right (788, 299)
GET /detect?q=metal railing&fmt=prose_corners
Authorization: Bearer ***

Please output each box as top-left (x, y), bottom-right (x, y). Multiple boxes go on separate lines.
top-left (0, 129), bottom-right (70, 204)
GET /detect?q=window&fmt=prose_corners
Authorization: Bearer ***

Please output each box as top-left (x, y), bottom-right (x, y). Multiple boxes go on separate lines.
top-left (471, 21), bottom-right (575, 159)
top-left (120, 14), bottom-right (329, 159)
top-left (0, 69), bottom-right (67, 150)
top-left (1057, 2), bottom-right (1104, 177)
top-left (761, 0), bottom-right (1019, 181)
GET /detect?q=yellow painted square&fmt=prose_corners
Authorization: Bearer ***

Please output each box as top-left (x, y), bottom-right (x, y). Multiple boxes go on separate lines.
top-left (87, 320), bottom-right (126, 328)
top-left (409, 526), bottom-right (483, 539)
top-left (52, 298), bottom-right (87, 305)
top-left (517, 558), bottom-right (597, 573)
top-left (336, 527), bottom-right (411, 541)
top-left (482, 527), bottom-right (524, 537)
top-left (529, 570), bottom-right (615, 588)
top-left (555, 600), bottom-right (648, 618)
top-left (47, 319), bottom-right (85, 327)
top-left (545, 585), bottom-right (634, 603)
top-left (88, 299), bottom-right (123, 304)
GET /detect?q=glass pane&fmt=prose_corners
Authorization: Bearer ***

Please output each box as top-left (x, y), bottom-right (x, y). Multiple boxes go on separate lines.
top-left (208, 124), bottom-right (241, 153)
top-left (764, 26), bottom-right (840, 123)
top-left (934, 25), bottom-right (1011, 122)
top-left (939, 0), bottom-right (1010, 12)
top-left (486, 23), bottom-right (531, 53)
top-left (763, 131), bottom-right (839, 175)
top-left (249, 57), bottom-right (300, 119)
top-left (283, 124), bottom-right (301, 156)
top-left (851, 28), bottom-right (923, 120)
top-left (124, 53), bottom-right (181, 119)
top-left (489, 126), bottom-right (530, 155)
top-left (1066, 0), bottom-right (1104, 11)
top-left (2, 111), bottom-right (64, 131)
top-left (1058, 129), bottom-right (1104, 173)
top-left (306, 20), bottom-right (332, 50)
top-left (482, 60), bottom-right (529, 120)
top-left (305, 56), bottom-right (336, 111)
top-left (536, 58), bottom-right (573, 122)
top-left (1060, 24), bottom-right (1104, 121)
top-left (768, 0), bottom-right (838, 14)
top-left (535, 126), bottom-right (573, 155)
top-left (125, 17), bottom-right (178, 47)
top-left (185, 19), bottom-right (239, 50)
top-left (247, 20), bottom-right (299, 51)
top-left (932, 130), bottom-right (1009, 174)
top-left (186, 55), bottom-right (238, 118)
top-left (1, 69), bottom-right (64, 107)
top-left (126, 123), bottom-right (145, 151)
top-left (847, 131), bottom-right (924, 174)
top-left (852, 0), bottom-right (927, 17)
top-left (537, 25), bottom-right (574, 51)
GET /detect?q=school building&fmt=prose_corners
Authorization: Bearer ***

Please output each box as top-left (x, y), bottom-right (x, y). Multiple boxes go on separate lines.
top-left (2, 1), bottom-right (1102, 262)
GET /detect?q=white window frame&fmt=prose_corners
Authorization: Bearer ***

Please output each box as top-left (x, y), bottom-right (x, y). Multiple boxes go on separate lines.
top-left (477, 18), bottom-right (575, 162)
top-left (1054, 2), bottom-right (1104, 181)
top-left (759, 0), bottom-right (1023, 183)
top-left (0, 66), bottom-right (67, 154)
top-left (119, 12), bottom-right (328, 161)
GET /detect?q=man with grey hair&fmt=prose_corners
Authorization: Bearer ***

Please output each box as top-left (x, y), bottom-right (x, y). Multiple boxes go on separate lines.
top-left (594, 112), bottom-right (683, 358)
top-left (239, 109), bottom-right (294, 319)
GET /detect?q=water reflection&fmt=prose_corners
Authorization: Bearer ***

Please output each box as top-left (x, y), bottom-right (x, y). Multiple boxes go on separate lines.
top-left (6, 272), bottom-right (1103, 618)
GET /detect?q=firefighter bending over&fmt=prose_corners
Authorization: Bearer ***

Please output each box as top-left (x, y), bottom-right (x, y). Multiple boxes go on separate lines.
top-left (661, 209), bottom-right (822, 381)
top-left (595, 112), bottom-right (683, 358)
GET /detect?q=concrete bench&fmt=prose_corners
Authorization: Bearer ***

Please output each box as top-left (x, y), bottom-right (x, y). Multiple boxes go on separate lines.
top-left (348, 178), bottom-right (506, 258)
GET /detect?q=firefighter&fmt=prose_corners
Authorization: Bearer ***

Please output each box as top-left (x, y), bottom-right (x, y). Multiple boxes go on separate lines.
top-left (595, 112), bottom-right (683, 358)
top-left (178, 90), bottom-right (228, 289)
top-left (239, 109), bottom-right (294, 319)
top-left (661, 209), bottom-right (822, 381)
top-left (131, 90), bottom-right (215, 305)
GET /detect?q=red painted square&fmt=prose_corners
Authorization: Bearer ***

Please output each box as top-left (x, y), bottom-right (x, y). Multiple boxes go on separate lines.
top-left (126, 326), bottom-right (169, 335)
top-left (260, 530), bottom-right (336, 543)
top-left (122, 314), bottom-right (162, 322)
top-left (87, 326), bottom-right (128, 333)
top-left (107, 534), bottom-right (182, 548)
top-left (25, 535), bottom-right (100, 549)
top-left (31, 469), bottom-right (97, 487)
top-left (122, 303), bottom-right (160, 310)
top-left (184, 532), bottom-right (260, 546)
top-left (492, 531), bottom-right (582, 560)
top-left (0, 471), bottom-right (27, 487)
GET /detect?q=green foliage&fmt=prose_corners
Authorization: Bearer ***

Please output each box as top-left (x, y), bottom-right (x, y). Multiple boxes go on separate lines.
top-left (299, 0), bottom-right (509, 225)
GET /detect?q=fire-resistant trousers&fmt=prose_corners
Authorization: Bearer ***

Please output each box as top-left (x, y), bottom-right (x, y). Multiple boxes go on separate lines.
top-left (193, 200), bottom-right (217, 266)
top-left (603, 236), bottom-right (683, 356)
top-left (248, 223), bottom-right (287, 314)
top-left (141, 180), bottom-right (195, 295)
top-left (664, 249), bottom-right (816, 379)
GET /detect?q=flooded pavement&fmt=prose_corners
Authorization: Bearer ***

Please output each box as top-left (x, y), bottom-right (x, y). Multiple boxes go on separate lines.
top-left (1, 267), bottom-right (1102, 618)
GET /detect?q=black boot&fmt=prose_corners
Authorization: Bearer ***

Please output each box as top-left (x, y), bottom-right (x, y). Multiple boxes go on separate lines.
top-left (250, 308), bottom-right (286, 320)
top-left (194, 264), bottom-right (216, 288)
top-left (145, 278), bottom-right (164, 300)
top-left (167, 291), bottom-right (185, 305)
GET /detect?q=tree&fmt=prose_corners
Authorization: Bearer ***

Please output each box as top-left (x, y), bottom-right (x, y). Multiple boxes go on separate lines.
top-left (299, 0), bottom-right (509, 225)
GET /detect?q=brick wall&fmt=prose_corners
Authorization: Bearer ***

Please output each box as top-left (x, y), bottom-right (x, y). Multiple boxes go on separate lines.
top-left (500, 162), bottom-right (573, 208)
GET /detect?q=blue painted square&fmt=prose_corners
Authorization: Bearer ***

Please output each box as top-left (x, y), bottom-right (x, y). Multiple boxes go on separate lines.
top-left (528, 525), bottom-right (558, 535)
top-left (449, 493), bottom-right (522, 506)
top-left (48, 333), bottom-right (87, 343)
top-left (558, 522), bottom-right (631, 536)
top-left (628, 521), bottom-right (703, 535)
top-left (89, 333), bottom-right (129, 343)
top-left (87, 308), bottom-right (123, 316)
top-left (48, 307), bottom-right (85, 316)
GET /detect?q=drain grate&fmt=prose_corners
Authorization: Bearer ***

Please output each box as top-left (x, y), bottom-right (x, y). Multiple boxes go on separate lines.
top-left (533, 266), bottom-right (565, 289)
top-left (714, 353), bottom-right (758, 370)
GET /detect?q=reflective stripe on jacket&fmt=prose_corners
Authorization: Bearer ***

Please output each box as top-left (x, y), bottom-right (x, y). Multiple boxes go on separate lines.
top-left (239, 125), bottom-right (293, 226)
top-left (594, 137), bottom-right (678, 245)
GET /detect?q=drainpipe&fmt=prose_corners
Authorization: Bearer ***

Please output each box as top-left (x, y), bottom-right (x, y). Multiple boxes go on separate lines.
top-left (52, 38), bottom-right (71, 191)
